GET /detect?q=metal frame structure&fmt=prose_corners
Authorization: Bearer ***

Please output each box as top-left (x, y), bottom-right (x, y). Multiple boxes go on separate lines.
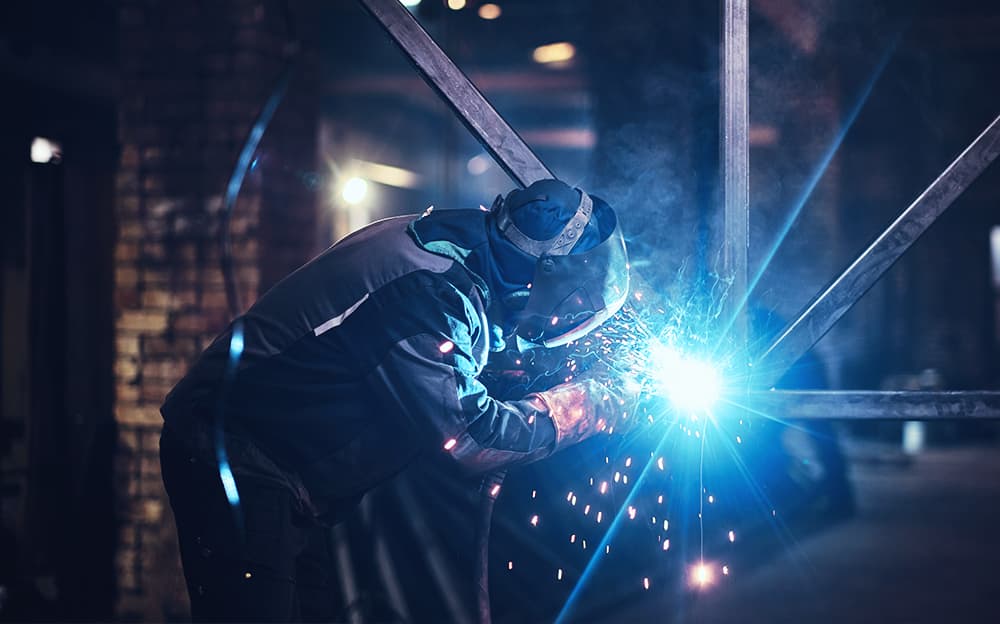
top-left (358, 0), bottom-right (1000, 420)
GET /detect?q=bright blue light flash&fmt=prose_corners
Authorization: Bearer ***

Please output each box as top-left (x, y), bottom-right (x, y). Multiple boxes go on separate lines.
top-left (648, 343), bottom-right (722, 411)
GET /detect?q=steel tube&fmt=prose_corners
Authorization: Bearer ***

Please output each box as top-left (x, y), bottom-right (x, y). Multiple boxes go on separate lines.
top-left (357, 0), bottom-right (553, 188)
top-left (746, 390), bottom-right (1000, 420)
top-left (720, 0), bottom-right (751, 360)
top-left (756, 114), bottom-right (1000, 385)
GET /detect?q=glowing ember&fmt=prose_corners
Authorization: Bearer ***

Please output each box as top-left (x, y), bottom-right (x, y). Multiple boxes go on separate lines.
top-left (530, 515), bottom-right (539, 527)
top-left (438, 340), bottom-right (455, 353)
top-left (443, 438), bottom-right (457, 451)
top-left (690, 562), bottom-right (714, 588)
top-left (728, 530), bottom-right (735, 542)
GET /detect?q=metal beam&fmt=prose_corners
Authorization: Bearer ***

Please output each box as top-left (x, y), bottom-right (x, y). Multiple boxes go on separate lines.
top-left (357, 0), bottom-right (553, 188)
top-left (721, 0), bottom-right (751, 361)
top-left (746, 390), bottom-right (1000, 420)
top-left (756, 114), bottom-right (1000, 386)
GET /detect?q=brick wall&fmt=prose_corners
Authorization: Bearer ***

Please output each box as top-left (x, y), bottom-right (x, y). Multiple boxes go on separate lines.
top-left (114, 1), bottom-right (317, 618)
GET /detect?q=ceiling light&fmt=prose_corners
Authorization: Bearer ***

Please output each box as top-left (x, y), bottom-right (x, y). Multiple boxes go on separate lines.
top-left (532, 42), bottom-right (576, 65)
top-left (478, 3), bottom-right (501, 19)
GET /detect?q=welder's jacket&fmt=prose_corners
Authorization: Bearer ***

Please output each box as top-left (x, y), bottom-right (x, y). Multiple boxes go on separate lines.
top-left (161, 211), bottom-right (607, 522)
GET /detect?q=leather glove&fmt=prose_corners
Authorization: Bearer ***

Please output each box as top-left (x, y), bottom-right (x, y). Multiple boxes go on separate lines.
top-left (531, 360), bottom-right (640, 452)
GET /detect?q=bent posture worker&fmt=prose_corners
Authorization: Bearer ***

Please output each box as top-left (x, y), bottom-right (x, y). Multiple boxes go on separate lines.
top-left (160, 179), bottom-right (632, 621)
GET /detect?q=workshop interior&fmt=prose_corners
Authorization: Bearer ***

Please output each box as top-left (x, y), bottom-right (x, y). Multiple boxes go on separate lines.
top-left (2, 0), bottom-right (1000, 622)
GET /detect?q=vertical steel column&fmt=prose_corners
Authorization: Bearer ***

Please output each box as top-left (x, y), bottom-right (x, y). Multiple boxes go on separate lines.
top-left (720, 0), bottom-right (751, 359)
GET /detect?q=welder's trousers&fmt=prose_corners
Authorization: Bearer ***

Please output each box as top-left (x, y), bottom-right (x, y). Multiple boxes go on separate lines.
top-left (160, 430), bottom-right (340, 622)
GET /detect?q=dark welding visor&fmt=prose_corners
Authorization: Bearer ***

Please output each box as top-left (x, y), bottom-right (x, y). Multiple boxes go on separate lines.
top-left (513, 204), bottom-right (630, 348)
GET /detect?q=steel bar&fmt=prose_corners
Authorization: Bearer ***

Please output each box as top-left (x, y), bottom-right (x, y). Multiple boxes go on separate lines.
top-left (756, 114), bottom-right (1000, 386)
top-left (357, 0), bottom-right (553, 188)
top-left (720, 0), bottom-right (751, 361)
top-left (746, 390), bottom-right (1000, 420)
top-left (361, 497), bottom-right (411, 623)
top-left (394, 477), bottom-right (471, 624)
top-left (331, 524), bottom-right (364, 624)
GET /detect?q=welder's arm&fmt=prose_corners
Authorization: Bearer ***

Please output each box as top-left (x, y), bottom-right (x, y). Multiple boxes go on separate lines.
top-left (364, 314), bottom-right (621, 475)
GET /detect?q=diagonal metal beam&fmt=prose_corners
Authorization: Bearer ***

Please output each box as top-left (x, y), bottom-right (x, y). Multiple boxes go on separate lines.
top-left (756, 114), bottom-right (1000, 386)
top-left (747, 390), bottom-right (1000, 421)
top-left (720, 0), bottom-right (751, 361)
top-left (357, 0), bottom-right (553, 188)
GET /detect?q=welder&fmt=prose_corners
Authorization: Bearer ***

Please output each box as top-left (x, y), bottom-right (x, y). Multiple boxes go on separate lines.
top-left (159, 179), bottom-right (632, 621)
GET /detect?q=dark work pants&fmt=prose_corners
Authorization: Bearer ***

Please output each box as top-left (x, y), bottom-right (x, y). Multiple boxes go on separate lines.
top-left (160, 430), bottom-right (341, 622)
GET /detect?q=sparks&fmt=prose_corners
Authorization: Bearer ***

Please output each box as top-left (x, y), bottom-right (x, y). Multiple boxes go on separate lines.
top-left (690, 562), bottom-right (714, 589)
top-left (443, 438), bottom-right (457, 451)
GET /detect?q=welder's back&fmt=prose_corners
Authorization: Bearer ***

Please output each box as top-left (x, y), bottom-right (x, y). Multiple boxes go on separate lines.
top-left (160, 215), bottom-right (486, 520)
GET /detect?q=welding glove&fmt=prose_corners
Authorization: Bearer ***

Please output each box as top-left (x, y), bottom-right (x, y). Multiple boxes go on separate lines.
top-left (532, 361), bottom-right (640, 452)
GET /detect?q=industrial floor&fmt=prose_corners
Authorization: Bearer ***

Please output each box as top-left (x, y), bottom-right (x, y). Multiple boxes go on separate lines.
top-left (617, 445), bottom-right (1000, 624)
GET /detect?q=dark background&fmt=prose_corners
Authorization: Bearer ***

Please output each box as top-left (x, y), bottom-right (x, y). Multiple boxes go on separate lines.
top-left (1, 0), bottom-right (998, 621)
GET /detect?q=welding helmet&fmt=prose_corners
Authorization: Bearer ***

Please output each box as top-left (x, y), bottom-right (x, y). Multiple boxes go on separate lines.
top-left (492, 181), bottom-right (630, 348)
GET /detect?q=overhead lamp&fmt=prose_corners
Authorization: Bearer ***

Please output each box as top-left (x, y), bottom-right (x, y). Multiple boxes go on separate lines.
top-left (478, 3), bottom-right (501, 19)
top-left (31, 137), bottom-right (62, 164)
top-left (341, 177), bottom-right (368, 205)
top-left (532, 42), bottom-right (575, 65)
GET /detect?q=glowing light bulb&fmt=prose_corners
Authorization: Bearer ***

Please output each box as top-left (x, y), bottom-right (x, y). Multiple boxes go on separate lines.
top-left (341, 177), bottom-right (368, 205)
